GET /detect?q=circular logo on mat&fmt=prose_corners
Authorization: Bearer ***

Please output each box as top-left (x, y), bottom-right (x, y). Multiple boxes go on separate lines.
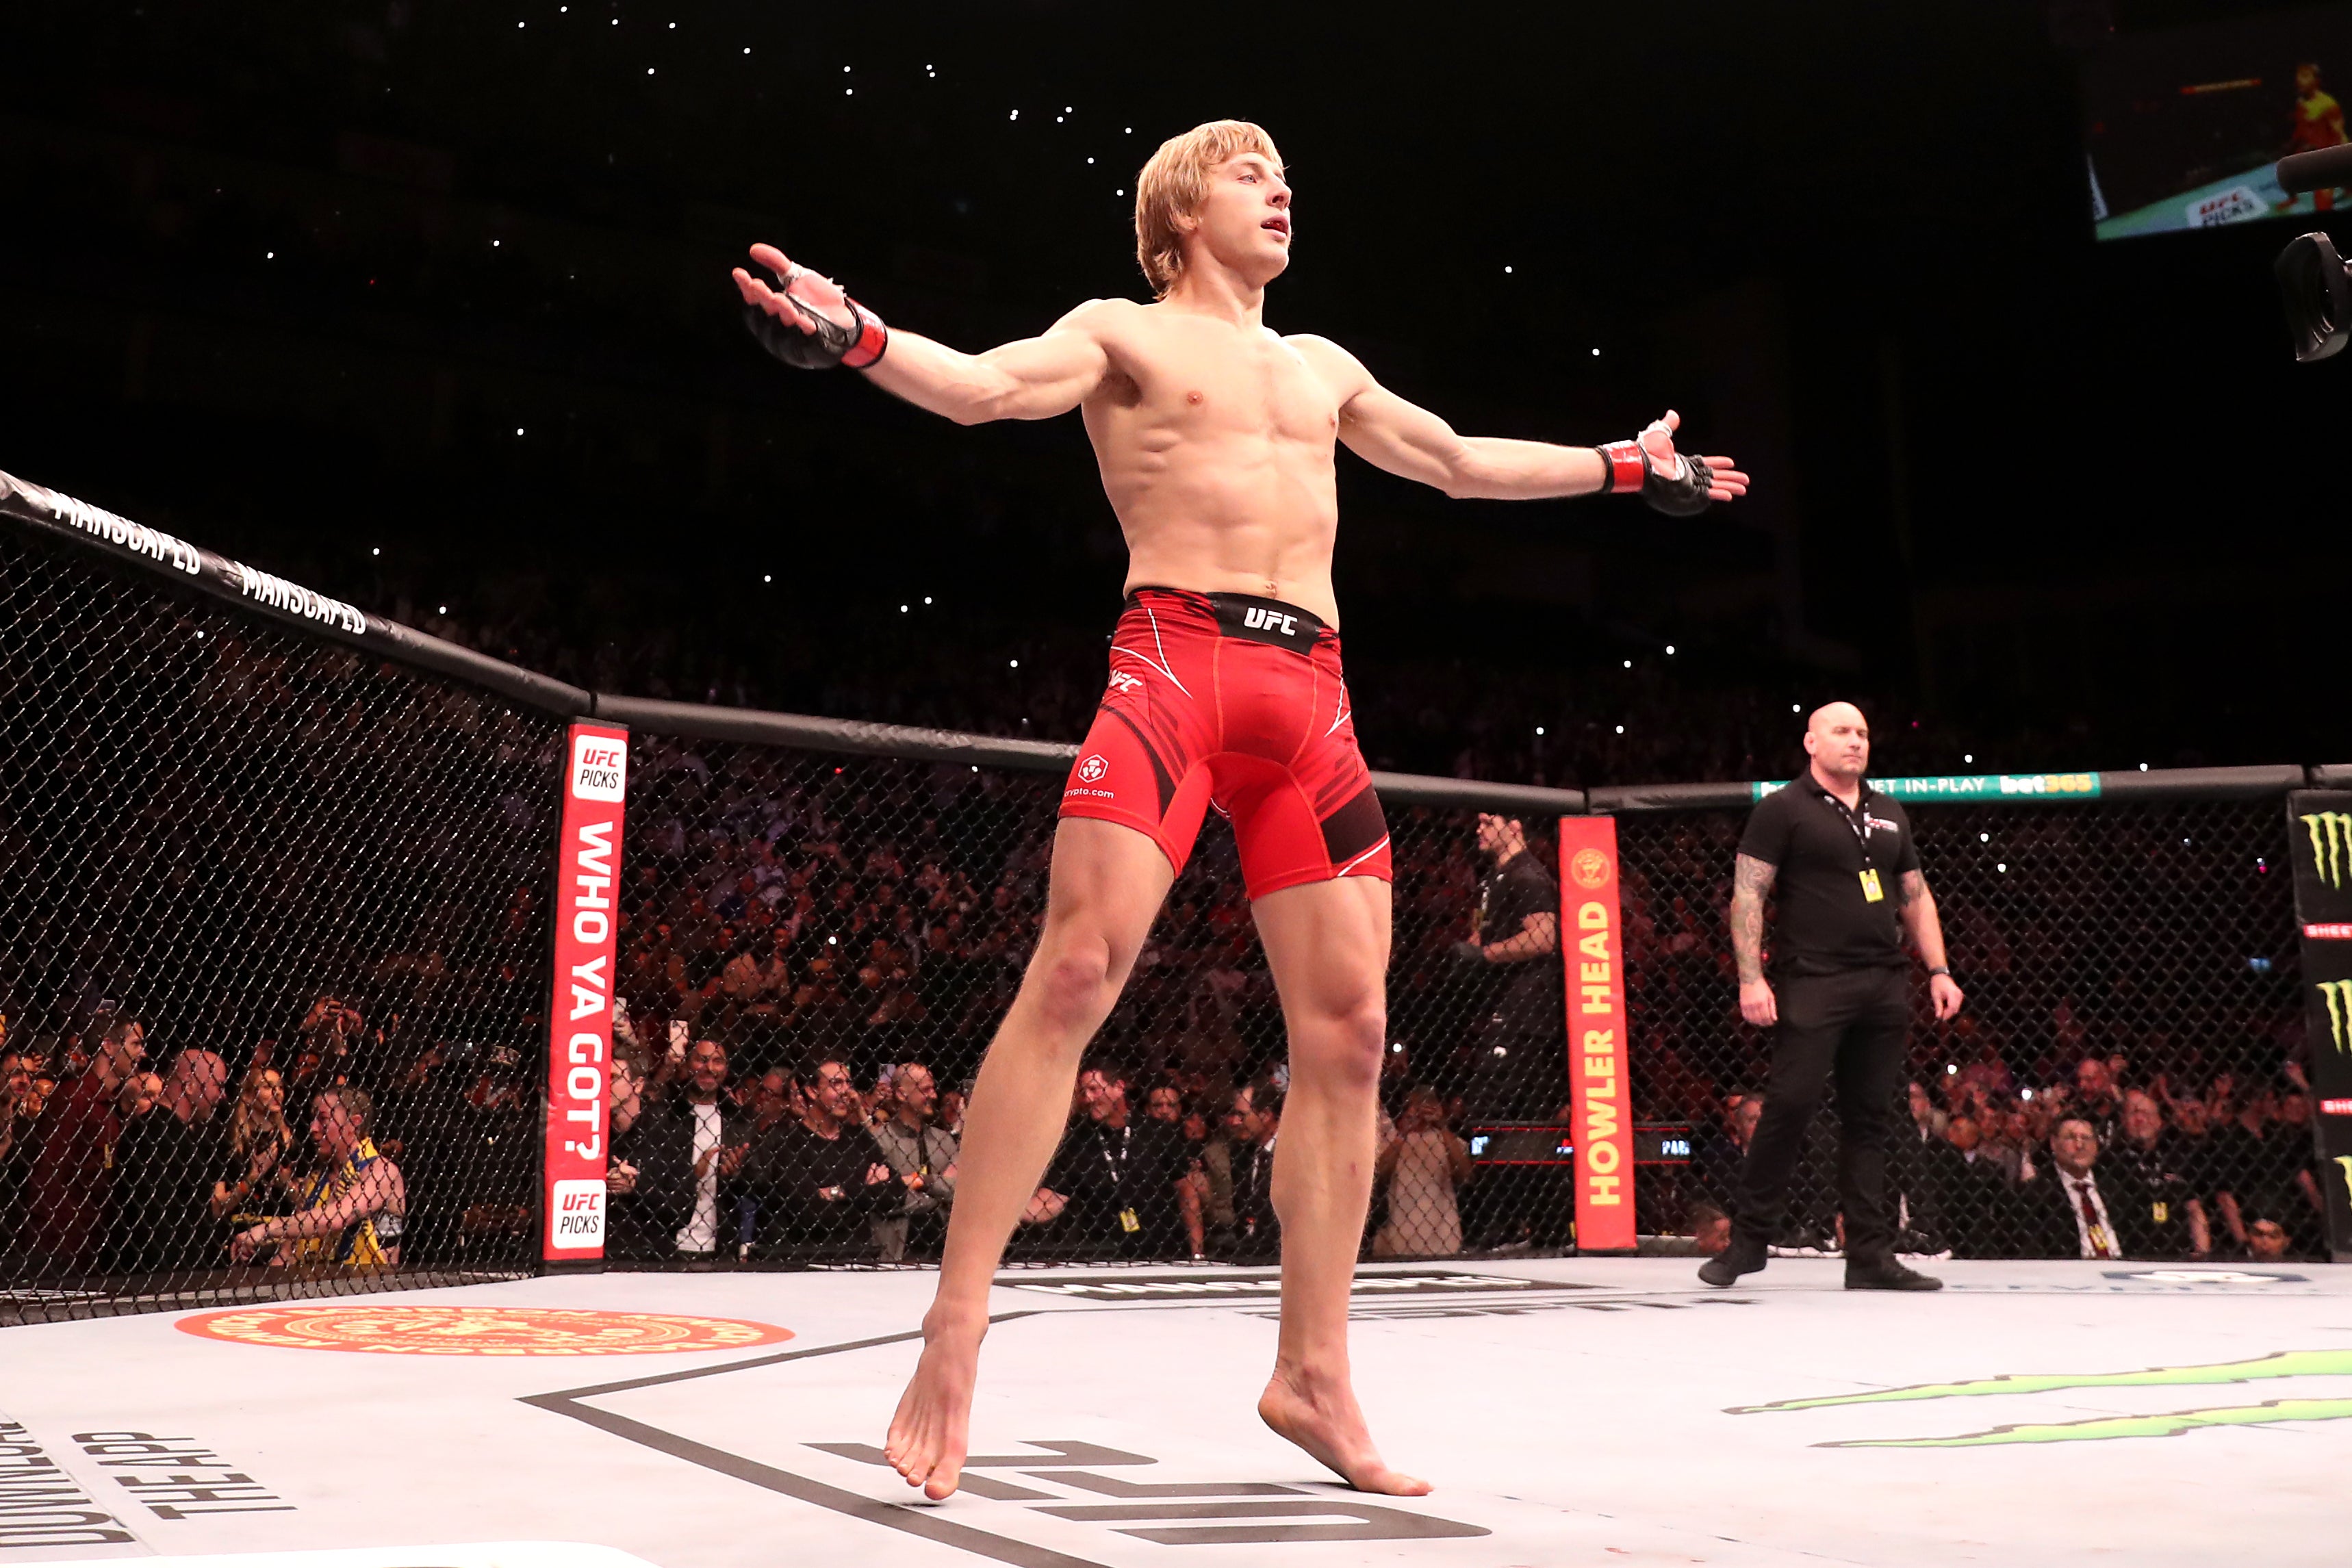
top-left (1077, 754), bottom-right (1108, 783)
top-left (175, 1304), bottom-right (793, 1356)
top-left (1569, 847), bottom-right (1612, 889)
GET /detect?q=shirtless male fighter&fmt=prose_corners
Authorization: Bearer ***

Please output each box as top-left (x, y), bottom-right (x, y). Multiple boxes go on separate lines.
top-left (731, 119), bottom-right (1748, 1501)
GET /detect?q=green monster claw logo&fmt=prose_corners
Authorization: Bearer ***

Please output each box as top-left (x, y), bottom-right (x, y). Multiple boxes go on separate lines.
top-left (2321, 979), bottom-right (2352, 1055)
top-left (2305, 811), bottom-right (2352, 890)
top-left (1731, 1349), bottom-right (2352, 1448)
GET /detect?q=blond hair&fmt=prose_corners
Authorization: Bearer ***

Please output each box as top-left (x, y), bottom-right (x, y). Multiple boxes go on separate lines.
top-left (1134, 120), bottom-right (1283, 298)
top-left (229, 1065), bottom-right (293, 1164)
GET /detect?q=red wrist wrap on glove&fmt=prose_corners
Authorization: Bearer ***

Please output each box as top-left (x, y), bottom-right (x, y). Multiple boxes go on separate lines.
top-left (841, 300), bottom-right (889, 370)
top-left (1596, 440), bottom-right (1650, 495)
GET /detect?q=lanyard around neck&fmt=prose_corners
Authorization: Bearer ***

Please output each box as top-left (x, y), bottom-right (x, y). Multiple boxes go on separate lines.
top-left (1812, 782), bottom-right (1877, 869)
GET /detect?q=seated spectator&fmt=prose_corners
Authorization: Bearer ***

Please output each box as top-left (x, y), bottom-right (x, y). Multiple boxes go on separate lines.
top-left (1692, 1094), bottom-right (1759, 1213)
top-left (869, 1062), bottom-right (958, 1262)
top-left (212, 1064), bottom-right (295, 1229)
top-left (22, 1018), bottom-right (146, 1275)
top-left (748, 1067), bottom-right (795, 1137)
top-left (2072, 1056), bottom-right (2124, 1145)
top-left (442, 1045), bottom-right (541, 1263)
top-left (1144, 1083), bottom-right (1186, 1128)
top-left (1144, 1082), bottom-right (1210, 1258)
top-left (102, 1049), bottom-right (230, 1275)
top-left (746, 1055), bottom-right (891, 1257)
top-left (2012, 1117), bottom-right (2163, 1260)
top-left (1225, 1081), bottom-right (1282, 1259)
top-left (230, 1087), bottom-right (405, 1267)
top-left (2212, 1084), bottom-right (2322, 1253)
top-left (1926, 1114), bottom-right (2015, 1258)
top-left (632, 1039), bottom-right (752, 1261)
top-left (2268, 1085), bottom-right (2329, 1252)
top-left (1199, 1094), bottom-right (1242, 1250)
top-left (1030, 1064), bottom-right (1191, 1259)
top-left (2242, 1205), bottom-right (2301, 1263)
top-left (288, 997), bottom-right (368, 1098)
top-left (1372, 1085), bottom-right (1472, 1257)
top-left (602, 1055), bottom-right (663, 1261)
top-left (118, 1070), bottom-right (163, 1121)
top-left (1687, 1200), bottom-right (1732, 1256)
top-left (721, 929), bottom-right (792, 1022)
top-left (2103, 1088), bottom-right (2212, 1259)
top-left (0, 1051), bottom-right (38, 1256)
top-left (1907, 1081), bottom-right (1948, 1142)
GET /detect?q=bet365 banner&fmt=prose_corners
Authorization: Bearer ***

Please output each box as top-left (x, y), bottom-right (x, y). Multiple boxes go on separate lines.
top-left (1559, 817), bottom-right (1636, 1252)
top-left (2288, 790), bottom-right (2352, 1264)
top-left (542, 723), bottom-right (629, 1261)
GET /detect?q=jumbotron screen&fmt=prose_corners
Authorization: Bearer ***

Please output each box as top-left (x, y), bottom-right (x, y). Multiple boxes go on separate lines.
top-left (2086, 5), bottom-right (2352, 241)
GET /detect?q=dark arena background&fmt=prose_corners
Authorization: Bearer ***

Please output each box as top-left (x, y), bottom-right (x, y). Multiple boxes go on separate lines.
top-left (0, 3), bottom-right (2346, 1566)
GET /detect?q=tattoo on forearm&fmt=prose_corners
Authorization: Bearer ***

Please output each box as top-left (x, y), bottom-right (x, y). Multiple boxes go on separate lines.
top-left (1898, 870), bottom-right (1928, 910)
top-left (1730, 853), bottom-right (1776, 984)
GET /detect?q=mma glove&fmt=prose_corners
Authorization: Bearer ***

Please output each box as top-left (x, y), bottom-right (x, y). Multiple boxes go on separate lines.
top-left (742, 264), bottom-right (889, 370)
top-left (1596, 439), bottom-right (1715, 517)
top-left (1448, 939), bottom-right (1490, 970)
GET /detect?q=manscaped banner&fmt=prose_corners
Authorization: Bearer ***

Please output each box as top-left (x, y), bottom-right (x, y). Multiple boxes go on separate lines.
top-left (2288, 790), bottom-right (2352, 1264)
top-left (1559, 817), bottom-right (1635, 1252)
top-left (544, 722), bottom-right (628, 1260)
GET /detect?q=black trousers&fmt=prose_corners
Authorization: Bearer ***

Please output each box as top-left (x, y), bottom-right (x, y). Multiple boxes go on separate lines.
top-left (1733, 966), bottom-right (1911, 1261)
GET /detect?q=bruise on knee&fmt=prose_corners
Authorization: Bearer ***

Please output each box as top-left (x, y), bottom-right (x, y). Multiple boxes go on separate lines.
top-left (1026, 933), bottom-right (1116, 1031)
top-left (1291, 998), bottom-right (1387, 1092)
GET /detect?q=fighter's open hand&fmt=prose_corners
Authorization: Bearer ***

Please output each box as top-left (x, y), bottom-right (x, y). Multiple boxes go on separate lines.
top-left (731, 243), bottom-right (854, 337)
top-left (1639, 410), bottom-right (1748, 503)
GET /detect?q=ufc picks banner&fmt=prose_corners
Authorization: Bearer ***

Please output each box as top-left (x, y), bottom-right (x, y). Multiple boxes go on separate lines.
top-left (2289, 790), bottom-right (2352, 1263)
top-left (542, 723), bottom-right (629, 1261)
top-left (1559, 818), bottom-right (1636, 1252)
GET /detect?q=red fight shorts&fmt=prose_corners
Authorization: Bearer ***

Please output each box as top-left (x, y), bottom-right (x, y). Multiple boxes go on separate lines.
top-left (1060, 587), bottom-right (1391, 899)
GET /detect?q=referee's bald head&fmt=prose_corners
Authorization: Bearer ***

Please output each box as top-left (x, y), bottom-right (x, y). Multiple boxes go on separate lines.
top-left (1802, 701), bottom-right (1871, 778)
top-left (1806, 700), bottom-right (1867, 738)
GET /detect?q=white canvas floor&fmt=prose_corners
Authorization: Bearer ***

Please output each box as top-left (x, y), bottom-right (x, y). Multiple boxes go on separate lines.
top-left (0, 1258), bottom-right (2342, 1567)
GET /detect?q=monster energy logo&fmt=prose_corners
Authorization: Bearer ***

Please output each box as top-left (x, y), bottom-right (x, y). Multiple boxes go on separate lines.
top-left (1733, 1349), bottom-right (2352, 1447)
top-left (2320, 980), bottom-right (2352, 1054)
top-left (2304, 812), bottom-right (2352, 889)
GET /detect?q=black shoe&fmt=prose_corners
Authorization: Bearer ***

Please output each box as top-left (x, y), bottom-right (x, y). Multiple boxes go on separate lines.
top-left (1845, 1257), bottom-right (1943, 1291)
top-left (1698, 1237), bottom-right (1767, 1287)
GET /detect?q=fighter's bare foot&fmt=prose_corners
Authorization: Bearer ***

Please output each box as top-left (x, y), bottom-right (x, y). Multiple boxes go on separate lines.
top-left (884, 1312), bottom-right (984, 1501)
top-left (1257, 1364), bottom-right (1431, 1496)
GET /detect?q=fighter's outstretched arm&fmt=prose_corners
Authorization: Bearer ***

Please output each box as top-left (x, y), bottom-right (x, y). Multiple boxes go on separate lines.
top-left (732, 244), bottom-right (1109, 425)
top-left (1299, 336), bottom-right (1748, 505)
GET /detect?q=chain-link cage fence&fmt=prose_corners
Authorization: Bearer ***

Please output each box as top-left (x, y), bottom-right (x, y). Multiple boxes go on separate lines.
top-left (5, 472), bottom-right (2334, 1307)
top-left (1611, 795), bottom-right (2325, 1264)
top-left (601, 729), bottom-right (1589, 1269)
top-left (0, 522), bottom-right (566, 1322)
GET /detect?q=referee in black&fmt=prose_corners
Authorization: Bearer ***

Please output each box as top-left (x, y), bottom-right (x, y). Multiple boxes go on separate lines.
top-left (1700, 702), bottom-right (1963, 1290)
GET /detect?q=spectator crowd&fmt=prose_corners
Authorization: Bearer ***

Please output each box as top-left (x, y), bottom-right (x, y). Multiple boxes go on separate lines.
top-left (0, 550), bottom-right (2335, 1296)
top-left (1678, 1054), bottom-right (2331, 1263)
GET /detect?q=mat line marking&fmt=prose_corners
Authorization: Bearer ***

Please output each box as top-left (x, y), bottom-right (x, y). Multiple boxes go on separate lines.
top-left (522, 1311), bottom-right (1121, 1568)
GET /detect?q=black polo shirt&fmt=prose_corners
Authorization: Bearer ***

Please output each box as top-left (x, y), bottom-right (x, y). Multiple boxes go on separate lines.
top-left (1042, 1115), bottom-right (1190, 1255)
top-left (1737, 777), bottom-right (1920, 978)
top-left (1476, 848), bottom-right (1564, 1031)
